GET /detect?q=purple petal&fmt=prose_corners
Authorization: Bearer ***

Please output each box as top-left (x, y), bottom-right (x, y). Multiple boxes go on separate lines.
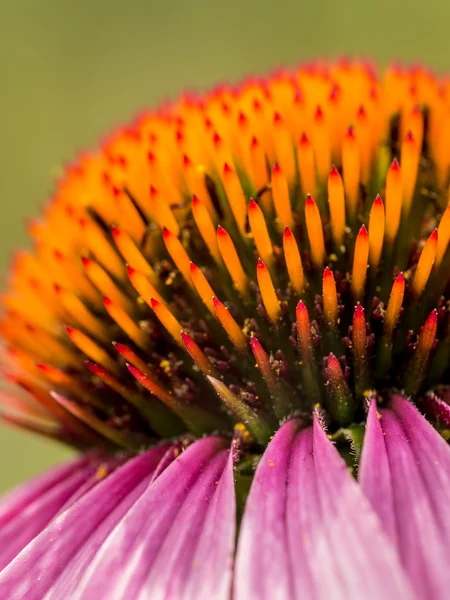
top-left (235, 417), bottom-right (414, 600)
top-left (360, 396), bottom-right (450, 600)
top-left (234, 419), bottom-right (300, 599)
top-left (0, 444), bottom-right (172, 599)
top-left (0, 456), bottom-right (104, 570)
top-left (0, 453), bottom-right (96, 527)
top-left (358, 400), bottom-right (398, 545)
top-left (73, 436), bottom-right (234, 600)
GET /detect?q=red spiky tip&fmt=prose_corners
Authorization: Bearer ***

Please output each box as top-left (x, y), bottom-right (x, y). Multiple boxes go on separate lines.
top-left (305, 194), bottom-right (315, 207)
top-left (424, 308), bottom-right (438, 328)
top-left (354, 302), bottom-right (365, 319)
top-left (357, 104), bottom-right (366, 117)
top-left (189, 261), bottom-right (199, 273)
top-left (296, 299), bottom-right (308, 318)
top-left (284, 226), bottom-right (293, 239)
top-left (126, 264), bottom-right (136, 277)
top-left (150, 298), bottom-right (160, 309)
top-left (248, 198), bottom-right (258, 212)
top-left (300, 132), bottom-right (309, 145)
top-left (112, 341), bottom-right (128, 354)
top-left (253, 98), bottom-right (262, 111)
top-left (81, 256), bottom-right (91, 268)
top-left (358, 224), bottom-right (369, 238)
top-left (238, 111), bottom-right (247, 126)
top-left (272, 162), bottom-right (282, 175)
top-left (217, 225), bottom-right (228, 238)
top-left (223, 162), bottom-right (232, 175)
top-left (323, 266), bottom-right (333, 279)
top-left (111, 226), bottom-right (121, 238)
top-left (250, 136), bottom-right (259, 149)
top-left (126, 363), bottom-right (141, 379)
top-left (65, 325), bottom-right (75, 336)
top-left (273, 111), bottom-right (282, 124)
top-left (162, 227), bottom-right (172, 240)
top-left (86, 361), bottom-right (105, 376)
top-left (180, 330), bottom-right (192, 347)
top-left (405, 130), bottom-right (415, 143)
top-left (257, 258), bottom-right (266, 270)
top-left (327, 352), bottom-right (342, 375)
top-left (391, 158), bottom-right (400, 172)
top-left (373, 194), bottom-right (383, 207)
top-left (192, 194), bottom-right (200, 206)
top-left (315, 105), bottom-right (324, 121)
top-left (329, 165), bottom-right (340, 179)
top-left (103, 296), bottom-right (113, 307)
top-left (250, 336), bottom-right (261, 352)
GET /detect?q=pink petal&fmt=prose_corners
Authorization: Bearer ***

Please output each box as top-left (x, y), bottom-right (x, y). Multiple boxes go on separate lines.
top-left (73, 436), bottom-right (235, 600)
top-left (235, 417), bottom-right (414, 600)
top-left (0, 453), bottom-right (97, 527)
top-left (0, 446), bottom-right (172, 600)
top-left (49, 445), bottom-right (180, 600)
top-left (0, 455), bottom-right (105, 570)
top-left (360, 396), bottom-right (450, 600)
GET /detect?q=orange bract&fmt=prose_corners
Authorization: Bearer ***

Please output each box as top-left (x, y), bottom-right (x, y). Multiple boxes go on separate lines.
top-left (2, 60), bottom-right (450, 448)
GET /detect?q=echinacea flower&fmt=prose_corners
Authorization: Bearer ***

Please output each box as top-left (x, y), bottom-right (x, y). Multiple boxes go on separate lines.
top-left (1, 59), bottom-right (450, 599)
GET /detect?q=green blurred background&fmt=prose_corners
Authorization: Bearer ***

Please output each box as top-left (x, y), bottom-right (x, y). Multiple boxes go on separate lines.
top-left (0, 0), bottom-right (449, 493)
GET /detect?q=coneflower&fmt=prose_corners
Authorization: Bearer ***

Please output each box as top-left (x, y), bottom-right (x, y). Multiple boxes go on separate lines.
top-left (0, 60), bottom-right (449, 599)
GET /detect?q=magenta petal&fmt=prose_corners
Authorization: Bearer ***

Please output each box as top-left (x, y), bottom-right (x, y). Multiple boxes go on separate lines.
top-left (0, 456), bottom-right (104, 570)
top-left (0, 444), bottom-right (172, 599)
top-left (176, 443), bottom-right (236, 600)
top-left (0, 453), bottom-right (97, 527)
top-left (360, 397), bottom-right (450, 600)
top-left (73, 436), bottom-right (235, 600)
top-left (358, 401), bottom-right (398, 546)
top-left (235, 419), bottom-right (301, 599)
top-left (235, 417), bottom-right (414, 600)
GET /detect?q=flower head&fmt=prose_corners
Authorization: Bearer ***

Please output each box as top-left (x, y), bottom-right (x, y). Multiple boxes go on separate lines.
top-left (1, 60), bottom-right (450, 598)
